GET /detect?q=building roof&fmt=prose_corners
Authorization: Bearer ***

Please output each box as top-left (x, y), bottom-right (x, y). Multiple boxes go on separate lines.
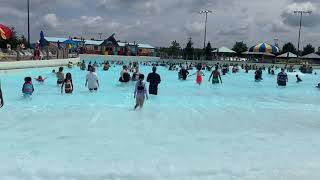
top-left (138, 43), bottom-right (154, 49)
top-left (212, 46), bottom-right (236, 53)
top-left (45, 37), bottom-right (68, 42)
top-left (301, 53), bottom-right (320, 59)
top-left (85, 40), bottom-right (103, 45)
top-left (277, 52), bottom-right (298, 58)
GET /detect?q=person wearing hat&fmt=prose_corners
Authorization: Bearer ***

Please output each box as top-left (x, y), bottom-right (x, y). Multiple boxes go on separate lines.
top-left (277, 68), bottom-right (288, 86)
top-left (147, 66), bottom-right (161, 95)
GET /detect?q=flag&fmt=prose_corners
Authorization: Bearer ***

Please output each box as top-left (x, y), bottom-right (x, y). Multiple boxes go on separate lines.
top-left (0, 24), bottom-right (13, 40)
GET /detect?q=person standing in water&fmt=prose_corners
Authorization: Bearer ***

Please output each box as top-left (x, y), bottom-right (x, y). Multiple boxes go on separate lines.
top-left (61, 73), bottom-right (74, 94)
top-left (146, 66), bottom-right (161, 95)
top-left (179, 66), bottom-right (189, 80)
top-left (56, 67), bottom-right (64, 85)
top-left (277, 68), bottom-right (288, 86)
top-left (134, 74), bottom-right (148, 109)
top-left (296, 74), bottom-right (302, 82)
top-left (208, 66), bottom-right (222, 84)
top-left (189, 65), bottom-right (205, 85)
top-left (85, 67), bottom-right (99, 91)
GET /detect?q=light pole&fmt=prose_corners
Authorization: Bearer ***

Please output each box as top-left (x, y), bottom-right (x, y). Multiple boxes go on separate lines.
top-left (294, 10), bottom-right (312, 56)
top-left (199, 10), bottom-right (212, 50)
top-left (27, 0), bottom-right (30, 46)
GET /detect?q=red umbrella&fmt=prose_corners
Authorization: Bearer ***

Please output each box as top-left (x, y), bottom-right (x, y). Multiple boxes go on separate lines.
top-left (0, 24), bottom-right (13, 40)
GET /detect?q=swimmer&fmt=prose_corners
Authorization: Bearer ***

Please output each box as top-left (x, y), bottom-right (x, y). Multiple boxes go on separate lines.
top-left (189, 65), bottom-right (205, 85)
top-left (316, 83), bottom-right (320, 88)
top-left (56, 67), bottom-right (64, 85)
top-left (35, 76), bottom-right (47, 84)
top-left (296, 74), bottom-right (302, 82)
top-left (85, 67), bottom-right (99, 92)
top-left (61, 73), bottom-right (73, 94)
top-left (209, 66), bottom-right (222, 84)
top-left (134, 74), bottom-right (148, 109)
top-left (22, 77), bottom-right (34, 97)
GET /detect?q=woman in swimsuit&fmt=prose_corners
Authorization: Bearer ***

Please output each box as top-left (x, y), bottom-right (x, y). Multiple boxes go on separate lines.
top-left (134, 74), bottom-right (148, 109)
top-left (209, 66), bottom-right (222, 84)
top-left (189, 65), bottom-right (205, 85)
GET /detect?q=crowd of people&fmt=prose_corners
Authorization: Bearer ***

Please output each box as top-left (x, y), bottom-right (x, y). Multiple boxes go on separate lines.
top-left (2, 60), bottom-right (320, 110)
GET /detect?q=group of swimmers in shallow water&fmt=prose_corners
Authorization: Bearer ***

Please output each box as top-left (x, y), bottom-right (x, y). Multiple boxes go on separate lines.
top-left (19, 60), bottom-right (320, 109)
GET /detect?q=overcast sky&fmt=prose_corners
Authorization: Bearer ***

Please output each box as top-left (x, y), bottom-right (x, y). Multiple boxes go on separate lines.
top-left (0, 0), bottom-right (319, 48)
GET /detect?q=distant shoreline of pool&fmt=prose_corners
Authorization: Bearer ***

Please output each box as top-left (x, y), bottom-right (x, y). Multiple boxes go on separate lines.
top-left (1, 54), bottom-right (319, 71)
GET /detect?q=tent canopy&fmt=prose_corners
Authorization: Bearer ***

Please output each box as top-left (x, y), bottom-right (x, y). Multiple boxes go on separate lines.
top-left (243, 51), bottom-right (275, 56)
top-left (249, 42), bottom-right (279, 54)
top-left (212, 46), bottom-right (236, 53)
top-left (301, 53), bottom-right (320, 59)
top-left (277, 52), bottom-right (298, 58)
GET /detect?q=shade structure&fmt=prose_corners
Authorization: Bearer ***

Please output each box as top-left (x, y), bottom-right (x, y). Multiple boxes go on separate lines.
top-left (249, 43), bottom-right (279, 54)
top-left (0, 24), bottom-right (13, 40)
top-left (39, 31), bottom-right (48, 47)
top-left (212, 46), bottom-right (236, 53)
top-left (277, 52), bottom-right (297, 58)
top-left (242, 51), bottom-right (275, 56)
top-left (301, 53), bottom-right (320, 59)
top-left (63, 38), bottom-right (76, 49)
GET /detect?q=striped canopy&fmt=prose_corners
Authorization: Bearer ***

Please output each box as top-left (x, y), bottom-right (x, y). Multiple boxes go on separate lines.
top-left (249, 43), bottom-right (279, 54)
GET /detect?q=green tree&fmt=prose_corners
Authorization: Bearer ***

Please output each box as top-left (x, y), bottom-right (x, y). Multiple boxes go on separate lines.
top-left (17, 35), bottom-right (29, 48)
top-left (282, 42), bottom-right (297, 54)
top-left (0, 27), bottom-right (18, 49)
top-left (232, 41), bottom-right (248, 56)
top-left (302, 44), bottom-right (315, 56)
top-left (168, 40), bottom-right (181, 58)
top-left (205, 42), bottom-right (213, 60)
top-left (184, 37), bottom-right (194, 60)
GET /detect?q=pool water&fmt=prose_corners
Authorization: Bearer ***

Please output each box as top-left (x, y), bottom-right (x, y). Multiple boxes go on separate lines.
top-left (0, 64), bottom-right (320, 180)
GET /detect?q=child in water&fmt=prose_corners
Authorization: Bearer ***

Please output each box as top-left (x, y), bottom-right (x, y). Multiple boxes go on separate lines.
top-left (296, 74), bottom-right (302, 82)
top-left (61, 73), bottom-right (73, 94)
top-left (189, 65), bottom-right (205, 85)
top-left (134, 74), bottom-right (148, 109)
top-left (22, 77), bottom-right (34, 97)
top-left (35, 76), bottom-right (47, 84)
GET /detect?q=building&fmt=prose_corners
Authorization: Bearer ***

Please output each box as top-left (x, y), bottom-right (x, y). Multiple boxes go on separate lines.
top-left (44, 34), bottom-right (155, 56)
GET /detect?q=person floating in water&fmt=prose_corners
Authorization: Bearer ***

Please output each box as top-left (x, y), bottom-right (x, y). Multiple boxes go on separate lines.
top-left (67, 61), bottom-right (73, 68)
top-left (56, 67), bottom-right (64, 85)
top-left (296, 74), bottom-right (302, 83)
top-left (179, 66), bottom-right (189, 80)
top-left (277, 68), bottom-right (288, 86)
top-left (209, 66), bottom-right (222, 84)
top-left (35, 76), bottom-right (47, 84)
top-left (189, 65), bottom-right (205, 85)
top-left (134, 74), bottom-right (148, 109)
top-left (0, 81), bottom-right (4, 108)
top-left (255, 68), bottom-right (263, 81)
top-left (85, 67), bottom-right (99, 92)
top-left (119, 65), bottom-right (130, 83)
top-left (316, 83), bottom-right (320, 89)
top-left (61, 73), bottom-right (74, 94)
top-left (22, 77), bottom-right (34, 97)
top-left (147, 66), bottom-right (161, 95)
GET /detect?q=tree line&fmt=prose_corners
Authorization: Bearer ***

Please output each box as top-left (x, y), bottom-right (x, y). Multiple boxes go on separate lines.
top-left (159, 38), bottom-right (320, 60)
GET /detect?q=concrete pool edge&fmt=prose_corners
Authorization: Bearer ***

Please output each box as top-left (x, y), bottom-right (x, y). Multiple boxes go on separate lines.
top-left (0, 58), bottom-right (80, 71)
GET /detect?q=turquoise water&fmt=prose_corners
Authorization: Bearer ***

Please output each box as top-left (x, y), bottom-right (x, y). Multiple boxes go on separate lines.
top-left (0, 64), bottom-right (320, 180)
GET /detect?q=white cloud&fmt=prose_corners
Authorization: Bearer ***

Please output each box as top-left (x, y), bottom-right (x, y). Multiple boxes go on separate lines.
top-left (43, 13), bottom-right (59, 28)
top-left (80, 16), bottom-right (103, 25)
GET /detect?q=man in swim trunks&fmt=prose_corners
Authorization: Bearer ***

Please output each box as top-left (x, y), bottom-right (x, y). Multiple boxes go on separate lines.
top-left (209, 66), bottom-right (222, 84)
top-left (147, 66), bottom-right (161, 95)
top-left (277, 68), bottom-right (288, 86)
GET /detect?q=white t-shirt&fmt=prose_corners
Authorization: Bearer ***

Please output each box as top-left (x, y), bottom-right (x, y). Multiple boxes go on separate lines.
top-left (86, 72), bottom-right (99, 89)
